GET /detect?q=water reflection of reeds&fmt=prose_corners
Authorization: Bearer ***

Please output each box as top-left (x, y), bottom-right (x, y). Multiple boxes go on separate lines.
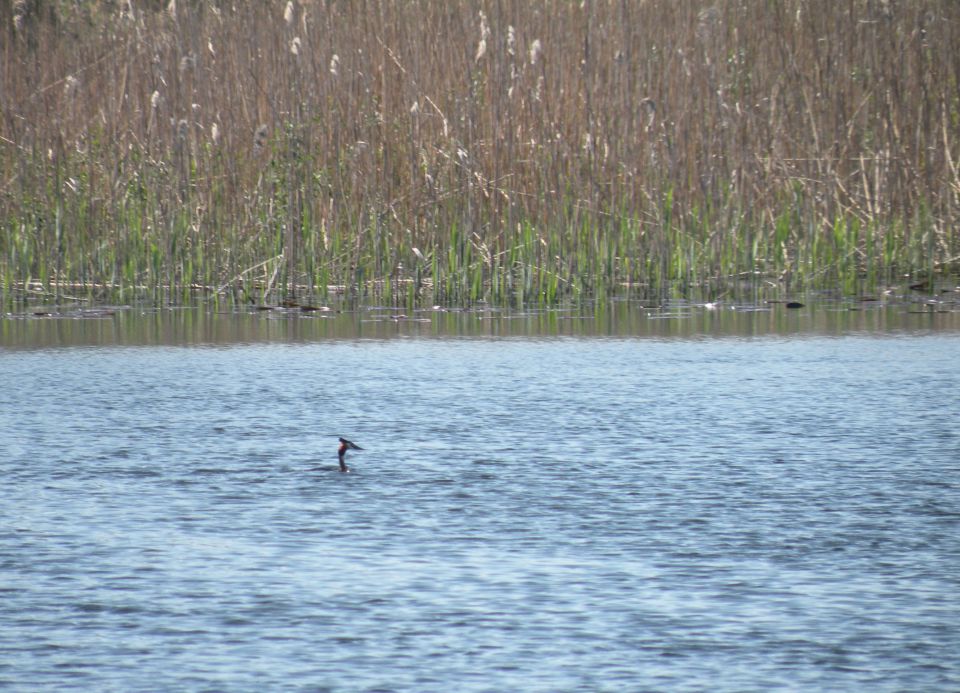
top-left (2, 297), bottom-right (959, 349)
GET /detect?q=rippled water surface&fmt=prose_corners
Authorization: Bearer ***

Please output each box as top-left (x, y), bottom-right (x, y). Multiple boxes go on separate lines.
top-left (2, 317), bottom-right (959, 691)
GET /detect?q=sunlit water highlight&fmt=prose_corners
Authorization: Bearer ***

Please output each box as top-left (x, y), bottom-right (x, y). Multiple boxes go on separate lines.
top-left (2, 312), bottom-right (959, 691)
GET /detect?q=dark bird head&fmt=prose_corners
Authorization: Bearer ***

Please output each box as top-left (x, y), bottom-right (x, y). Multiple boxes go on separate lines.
top-left (337, 437), bottom-right (363, 472)
top-left (338, 437), bottom-right (363, 452)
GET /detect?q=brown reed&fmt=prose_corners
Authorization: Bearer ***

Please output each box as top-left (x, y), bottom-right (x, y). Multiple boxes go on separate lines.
top-left (1, 1), bottom-right (957, 306)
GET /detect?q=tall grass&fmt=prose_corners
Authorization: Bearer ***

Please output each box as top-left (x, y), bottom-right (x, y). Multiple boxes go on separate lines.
top-left (1, 1), bottom-right (958, 307)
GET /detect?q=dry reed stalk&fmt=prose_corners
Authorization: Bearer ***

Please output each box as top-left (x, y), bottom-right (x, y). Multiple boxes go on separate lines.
top-left (1, 1), bottom-right (957, 306)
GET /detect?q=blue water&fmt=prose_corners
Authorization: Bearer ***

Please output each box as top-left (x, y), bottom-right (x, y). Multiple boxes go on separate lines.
top-left (2, 334), bottom-right (959, 691)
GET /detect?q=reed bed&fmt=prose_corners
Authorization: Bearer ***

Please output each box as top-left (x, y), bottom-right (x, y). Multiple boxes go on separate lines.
top-left (2, 1), bottom-right (958, 308)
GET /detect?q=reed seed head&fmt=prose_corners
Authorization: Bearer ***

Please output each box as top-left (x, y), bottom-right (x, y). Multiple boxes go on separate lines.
top-left (64, 75), bottom-right (79, 99)
top-left (12, 0), bottom-right (25, 32)
top-left (530, 39), bottom-right (542, 66)
top-left (475, 10), bottom-right (490, 62)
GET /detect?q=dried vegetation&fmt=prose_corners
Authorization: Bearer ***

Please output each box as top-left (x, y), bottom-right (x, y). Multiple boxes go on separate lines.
top-left (2, 0), bottom-right (958, 306)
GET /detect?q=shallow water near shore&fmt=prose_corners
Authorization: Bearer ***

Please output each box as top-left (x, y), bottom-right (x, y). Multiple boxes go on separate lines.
top-left (2, 302), bottom-right (959, 691)
top-left (3, 291), bottom-right (960, 347)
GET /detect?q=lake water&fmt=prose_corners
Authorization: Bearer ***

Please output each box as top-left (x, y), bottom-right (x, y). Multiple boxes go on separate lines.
top-left (2, 302), bottom-right (959, 691)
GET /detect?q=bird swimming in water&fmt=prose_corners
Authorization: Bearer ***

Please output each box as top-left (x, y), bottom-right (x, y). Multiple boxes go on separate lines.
top-left (338, 437), bottom-right (363, 472)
